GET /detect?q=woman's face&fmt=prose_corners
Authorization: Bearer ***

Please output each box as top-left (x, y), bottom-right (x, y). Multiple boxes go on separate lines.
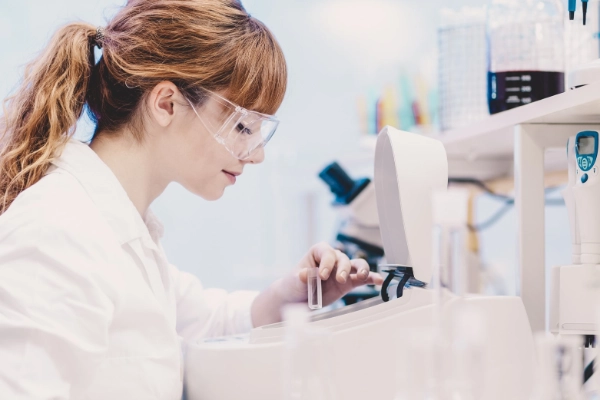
top-left (159, 91), bottom-right (265, 201)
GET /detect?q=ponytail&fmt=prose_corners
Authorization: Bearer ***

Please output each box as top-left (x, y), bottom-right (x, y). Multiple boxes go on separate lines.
top-left (0, 23), bottom-right (96, 214)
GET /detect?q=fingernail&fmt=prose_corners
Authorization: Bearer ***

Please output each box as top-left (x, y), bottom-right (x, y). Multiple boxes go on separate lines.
top-left (340, 271), bottom-right (348, 282)
top-left (360, 270), bottom-right (369, 279)
top-left (321, 268), bottom-right (329, 278)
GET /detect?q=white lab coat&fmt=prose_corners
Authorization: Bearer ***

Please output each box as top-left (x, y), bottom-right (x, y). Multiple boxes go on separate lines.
top-left (0, 139), bottom-right (258, 400)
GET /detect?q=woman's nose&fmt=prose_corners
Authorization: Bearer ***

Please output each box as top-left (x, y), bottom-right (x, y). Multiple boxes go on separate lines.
top-left (245, 146), bottom-right (265, 164)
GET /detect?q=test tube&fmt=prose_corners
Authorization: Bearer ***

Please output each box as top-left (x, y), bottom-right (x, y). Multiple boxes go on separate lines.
top-left (307, 267), bottom-right (322, 310)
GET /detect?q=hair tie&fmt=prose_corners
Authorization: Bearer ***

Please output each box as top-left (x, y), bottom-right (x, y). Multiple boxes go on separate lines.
top-left (94, 27), bottom-right (105, 49)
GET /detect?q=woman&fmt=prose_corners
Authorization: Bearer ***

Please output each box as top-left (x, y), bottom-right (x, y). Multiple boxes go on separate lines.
top-left (0, 0), bottom-right (382, 398)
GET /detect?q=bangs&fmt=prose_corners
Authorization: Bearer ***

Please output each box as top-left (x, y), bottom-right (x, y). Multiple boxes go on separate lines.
top-left (226, 19), bottom-right (287, 115)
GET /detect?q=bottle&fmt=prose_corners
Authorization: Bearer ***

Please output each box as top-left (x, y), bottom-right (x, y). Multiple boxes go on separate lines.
top-left (487, 0), bottom-right (565, 114)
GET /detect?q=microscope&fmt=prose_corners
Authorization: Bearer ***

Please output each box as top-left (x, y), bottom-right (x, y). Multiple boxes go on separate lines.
top-left (317, 162), bottom-right (383, 303)
top-left (317, 161), bottom-right (383, 273)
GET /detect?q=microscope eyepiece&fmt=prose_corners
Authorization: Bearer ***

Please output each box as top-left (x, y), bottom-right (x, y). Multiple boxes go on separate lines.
top-left (318, 162), bottom-right (371, 205)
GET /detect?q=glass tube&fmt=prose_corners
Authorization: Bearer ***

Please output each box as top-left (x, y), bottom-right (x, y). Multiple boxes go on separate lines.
top-left (308, 266), bottom-right (322, 310)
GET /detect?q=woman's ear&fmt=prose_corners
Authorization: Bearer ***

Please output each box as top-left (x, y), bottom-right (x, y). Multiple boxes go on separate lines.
top-left (148, 81), bottom-right (179, 127)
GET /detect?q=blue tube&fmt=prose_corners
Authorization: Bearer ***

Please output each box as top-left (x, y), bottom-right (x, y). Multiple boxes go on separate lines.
top-left (569, 0), bottom-right (577, 20)
top-left (582, 0), bottom-right (589, 25)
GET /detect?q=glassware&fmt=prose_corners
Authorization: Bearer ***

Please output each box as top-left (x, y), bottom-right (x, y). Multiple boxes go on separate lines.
top-left (487, 0), bottom-right (565, 114)
top-left (307, 266), bottom-right (322, 310)
top-left (438, 7), bottom-right (489, 131)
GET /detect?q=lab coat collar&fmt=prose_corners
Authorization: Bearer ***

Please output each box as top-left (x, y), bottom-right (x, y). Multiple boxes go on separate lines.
top-left (51, 139), bottom-right (163, 245)
top-left (144, 209), bottom-right (165, 243)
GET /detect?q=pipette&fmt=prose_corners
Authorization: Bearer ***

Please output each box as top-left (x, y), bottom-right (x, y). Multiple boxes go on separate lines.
top-left (569, 0), bottom-right (577, 20)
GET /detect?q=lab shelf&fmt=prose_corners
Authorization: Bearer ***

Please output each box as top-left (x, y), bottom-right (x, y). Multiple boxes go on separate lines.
top-left (437, 81), bottom-right (600, 333)
top-left (353, 83), bottom-right (600, 332)
top-left (439, 81), bottom-right (600, 177)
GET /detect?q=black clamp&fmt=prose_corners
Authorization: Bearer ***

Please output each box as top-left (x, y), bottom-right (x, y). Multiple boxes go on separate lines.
top-left (380, 265), bottom-right (426, 302)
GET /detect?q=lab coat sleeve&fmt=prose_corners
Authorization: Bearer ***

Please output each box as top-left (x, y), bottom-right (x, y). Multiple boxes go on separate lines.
top-left (170, 264), bottom-right (258, 341)
top-left (0, 222), bottom-right (114, 400)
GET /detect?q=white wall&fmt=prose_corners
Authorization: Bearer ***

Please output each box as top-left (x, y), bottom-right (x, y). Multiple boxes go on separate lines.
top-left (0, 0), bottom-right (570, 295)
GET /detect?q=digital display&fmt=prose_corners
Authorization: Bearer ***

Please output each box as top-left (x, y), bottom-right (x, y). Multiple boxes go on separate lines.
top-left (578, 136), bottom-right (596, 155)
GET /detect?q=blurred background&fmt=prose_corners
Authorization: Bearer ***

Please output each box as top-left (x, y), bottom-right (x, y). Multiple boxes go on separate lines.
top-left (0, 0), bottom-right (591, 295)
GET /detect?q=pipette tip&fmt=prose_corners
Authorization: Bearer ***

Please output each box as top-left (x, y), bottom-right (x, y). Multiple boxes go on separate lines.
top-left (582, 2), bottom-right (588, 25)
top-left (570, 10), bottom-right (575, 20)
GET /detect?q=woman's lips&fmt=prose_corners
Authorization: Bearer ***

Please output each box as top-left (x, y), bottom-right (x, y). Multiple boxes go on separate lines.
top-left (223, 171), bottom-right (237, 184)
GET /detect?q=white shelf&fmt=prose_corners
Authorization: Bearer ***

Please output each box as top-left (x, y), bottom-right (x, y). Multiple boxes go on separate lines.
top-left (433, 83), bottom-right (600, 332)
top-left (439, 81), bottom-right (600, 159)
top-left (357, 81), bottom-right (600, 181)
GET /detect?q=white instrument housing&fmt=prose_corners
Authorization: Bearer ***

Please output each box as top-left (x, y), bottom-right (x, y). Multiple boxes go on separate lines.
top-left (184, 127), bottom-right (535, 400)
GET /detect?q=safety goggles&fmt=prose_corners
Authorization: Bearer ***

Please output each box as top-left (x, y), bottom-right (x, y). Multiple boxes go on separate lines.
top-left (186, 89), bottom-right (280, 160)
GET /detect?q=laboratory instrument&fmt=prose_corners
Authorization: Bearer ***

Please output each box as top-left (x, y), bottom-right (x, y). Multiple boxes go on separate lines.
top-left (487, 0), bottom-right (565, 114)
top-left (318, 162), bottom-right (383, 271)
top-left (570, 0), bottom-right (578, 19)
top-left (570, 0), bottom-right (590, 24)
top-left (575, 130), bottom-right (598, 188)
top-left (307, 266), bottom-right (322, 310)
top-left (550, 132), bottom-right (600, 396)
top-left (184, 127), bottom-right (535, 400)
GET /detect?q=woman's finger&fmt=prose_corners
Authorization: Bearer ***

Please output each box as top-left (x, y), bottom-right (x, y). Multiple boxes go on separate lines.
top-left (298, 268), bottom-right (308, 284)
top-left (311, 242), bottom-right (337, 280)
top-left (367, 272), bottom-right (384, 286)
top-left (334, 250), bottom-right (352, 284)
top-left (349, 271), bottom-right (384, 286)
top-left (350, 258), bottom-right (370, 282)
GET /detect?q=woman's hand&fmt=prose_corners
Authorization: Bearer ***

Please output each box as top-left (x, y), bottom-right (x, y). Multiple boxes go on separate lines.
top-left (280, 242), bottom-right (384, 306)
top-left (251, 242), bottom-right (384, 327)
